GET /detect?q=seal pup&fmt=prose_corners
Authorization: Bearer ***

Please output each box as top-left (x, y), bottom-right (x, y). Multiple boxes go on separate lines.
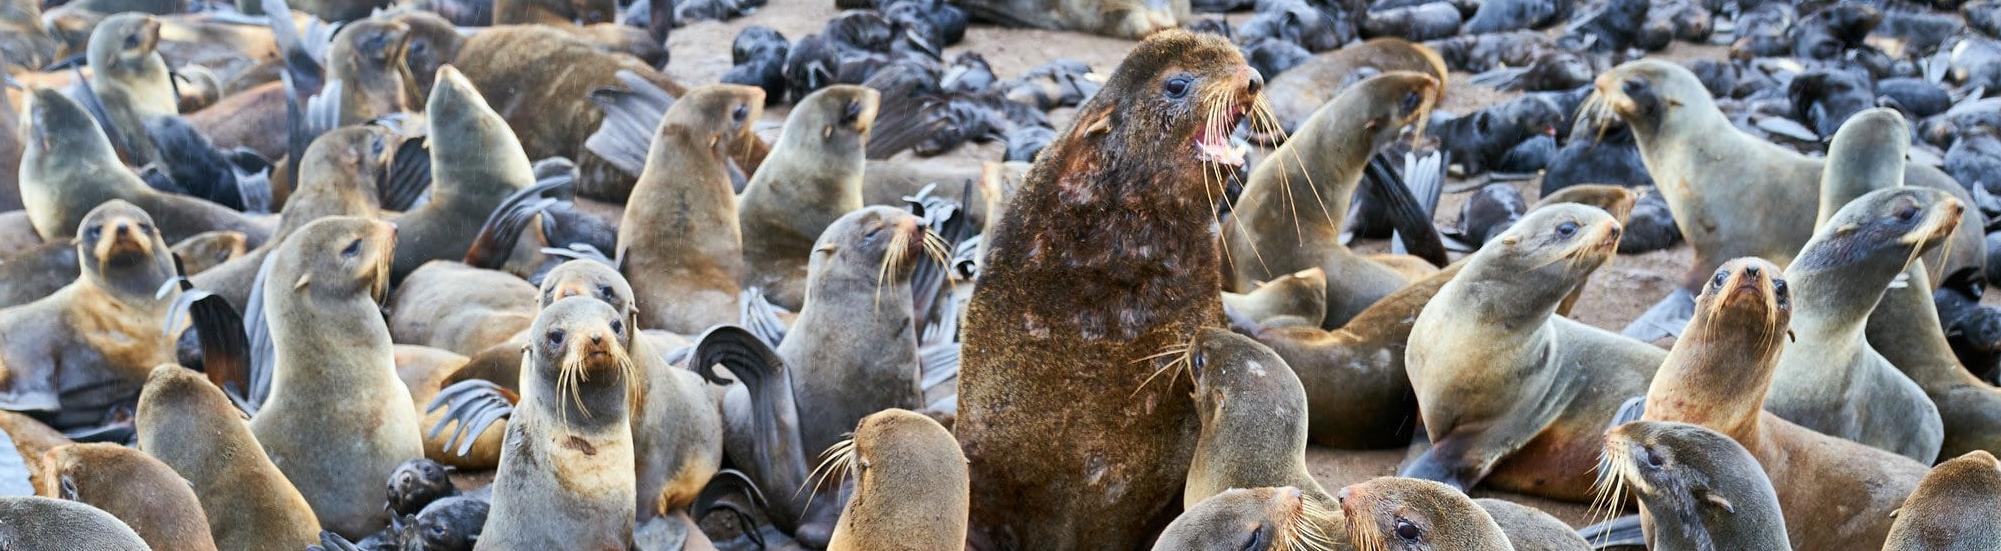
top-left (84, 13), bottom-right (178, 167)
top-left (1262, 38), bottom-right (1447, 138)
top-left (1588, 59), bottom-right (1986, 341)
top-left (0, 200), bottom-right (180, 432)
top-left (478, 297), bottom-right (639, 550)
top-left (1336, 477), bottom-right (1511, 551)
top-left (1598, 421), bottom-right (1789, 551)
top-left (1883, 450), bottom-right (2001, 550)
top-left (171, 230), bottom-right (248, 275)
top-left (137, 365), bottom-right (321, 550)
top-left (391, 66), bottom-right (534, 283)
top-left (1181, 327), bottom-right (1347, 540)
top-left (1153, 487), bottom-right (1338, 551)
top-left (822, 409), bottom-right (969, 551)
top-left (1222, 71), bottom-right (1440, 327)
top-left (41, 443), bottom-right (219, 551)
top-left (1220, 267), bottom-right (1326, 329)
top-left (738, 84), bottom-right (879, 311)
top-left (18, 88), bottom-right (271, 245)
top-left (1642, 257), bottom-right (1929, 551)
top-left (0, 496), bottom-right (149, 549)
top-left (251, 216), bottom-right (421, 538)
top-left (958, 0), bottom-right (1185, 39)
top-left (1770, 187), bottom-right (1956, 462)
top-left (956, 30), bottom-right (1265, 550)
top-left (618, 84), bottom-right (765, 335)
top-left (1402, 204), bottom-right (1661, 500)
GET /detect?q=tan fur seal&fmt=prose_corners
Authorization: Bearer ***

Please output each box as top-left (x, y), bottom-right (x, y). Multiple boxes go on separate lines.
top-left (1470, 499), bottom-right (1590, 551)
top-left (0, 495), bottom-right (149, 549)
top-left (1883, 450), bottom-right (2001, 550)
top-left (0, 0), bottom-right (57, 73)
top-left (1642, 257), bottom-right (1928, 551)
top-left (493, 0), bottom-right (614, 26)
top-left (958, 0), bottom-right (1186, 39)
top-left (0, 200), bottom-right (180, 430)
top-left (1814, 108), bottom-right (2001, 462)
top-left (738, 84), bottom-right (880, 311)
top-left (1403, 204), bottom-right (1659, 500)
top-left (823, 409), bottom-right (970, 551)
top-left (389, 261), bottom-right (538, 357)
top-left (137, 365), bottom-right (322, 550)
top-left (1600, 421), bottom-right (1790, 551)
top-left (1181, 327), bottom-right (1349, 542)
top-left (1336, 477), bottom-right (1511, 551)
top-left (1589, 59), bottom-right (1985, 340)
top-left (86, 13), bottom-right (178, 167)
top-left (251, 216), bottom-right (422, 538)
top-left (42, 443), bottom-right (219, 551)
top-left (1770, 186), bottom-right (1958, 462)
top-left (957, 30), bottom-right (1264, 550)
top-left (1221, 267), bottom-right (1327, 329)
top-left (18, 88), bottom-right (272, 246)
top-left (326, 18), bottom-right (420, 126)
top-left (479, 297), bottom-right (639, 549)
top-left (391, 66), bottom-right (534, 283)
top-left (1222, 71), bottom-right (1440, 327)
top-left (171, 230), bottom-right (248, 275)
top-left (1263, 38), bottom-right (1448, 138)
top-left (1153, 487), bottom-right (1338, 551)
top-left (618, 84), bottom-right (765, 334)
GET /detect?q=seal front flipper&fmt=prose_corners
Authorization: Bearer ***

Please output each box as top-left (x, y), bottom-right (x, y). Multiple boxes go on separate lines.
top-left (379, 135), bottom-right (431, 212)
top-left (239, 251), bottom-right (283, 413)
top-left (164, 277), bottom-right (252, 406)
top-left (264, 0), bottom-right (331, 186)
top-left (738, 288), bottom-right (789, 348)
top-left (425, 379), bottom-right (518, 456)
top-left (1397, 434), bottom-right (1501, 492)
top-left (1367, 151), bottom-right (1450, 268)
top-left (463, 176), bottom-right (571, 270)
top-left (584, 70), bottom-right (679, 179)
top-left (1620, 287), bottom-right (1695, 342)
top-left (690, 325), bottom-right (815, 526)
top-left (1576, 515), bottom-right (1645, 549)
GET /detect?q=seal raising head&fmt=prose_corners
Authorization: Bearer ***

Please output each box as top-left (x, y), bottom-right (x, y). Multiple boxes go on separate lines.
top-left (1600, 421), bottom-right (1791, 551)
top-left (1337, 477), bottom-right (1511, 551)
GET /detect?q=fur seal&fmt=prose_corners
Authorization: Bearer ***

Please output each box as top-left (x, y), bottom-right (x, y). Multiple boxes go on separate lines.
top-left (957, 30), bottom-right (1263, 550)
top-left (1261, 38), bottom-right (1447, 138)
top-left (1472, 498), bottom-right (1591, 551)
top-left (0, 200), bottom-right (180, 431)
top-left (389, 262), bottom-right (538, 357)
top-left (1642, 257), bottom-right (1928, 551)
top-left (1220, 267), bottom-right (1326, 329)
top-left (617, 84), bottom-right (765, 334)
top-left (958, 0), bottom-right (1186, 39)
top-left (1335, 477), bottom-right (1512, 551)
top-left (479, 297), bottom-right (638, 549)
top-left (391, 66), bottom-right (534, 283)
top-left (1588, 59), bottom-right (1985, 341)
top-left (85, 13), bottom-right (178, 167)
top-left (823, 409), bottom-right (969, 551)
top-left (1183, 328), bottom-right (1333, 508)
top-left (1403, 204), bottom-right (1662, 500)
top-left (1222, 70), bottom-right (1440, 327)
top-left (252, 216), bottom-right (421, 538)
top-left (0, 241), bottom-right (81, 310)
top-left (1770, 186), bottom-right (1957, 462)
top-left (0, 495), bottom-right (149, 549)
top-left (19, 88), bottom-right (271, 246)
top-left (0, 0), bottom-right (56, 74)
top-left (1153, 487), bottom-right (1337, 551)
top-left (171, 230), bottom-right (248, 275)
top-left (738, 84), bottom-right (879, 311)
top-left (1600, 421), bottom-right (1790, 551)
top-left (137, 365), bottom-right (322, 550)
top-left (1883, 450), bottom-right (2001, 551)
top-left (41, 443), bottom-right (219, 551)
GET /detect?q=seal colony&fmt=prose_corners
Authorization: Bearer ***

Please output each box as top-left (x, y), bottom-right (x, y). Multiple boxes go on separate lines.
top-left (10, 0), bottom-right (2001, 548)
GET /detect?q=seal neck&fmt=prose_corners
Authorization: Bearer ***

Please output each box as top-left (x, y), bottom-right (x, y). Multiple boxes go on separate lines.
top-left (1646, 309), bottom-right (1785, 440)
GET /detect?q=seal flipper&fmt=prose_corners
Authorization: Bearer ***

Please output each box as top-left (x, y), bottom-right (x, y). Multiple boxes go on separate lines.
top-left (240, 251), bottom-right (283, 414)
top-left (462, 175), bottom-right (571, 270)
top-left (1576, 515), bottom-right (1646, 549)
top-left (692, 469), bottom-right (769, 549)
top-left (163, 275), bottom-right (252, 407)
top-left (1366, 151), bottom-right (1450, 268)
top-left (902, 182), bottom-right (974, 333)
top-left (690, 325), bottom-right (816, 527)
top-left (864, 74), bottom-right (943, 160)
top-left (425, 379), bottom-right (518, 456)
top-left (738, 288), bottom-right (789, 348)
top-left (379, 136), bottom-right (431, 212)
top-left (584, 70), bottom-right (678, 179)
top-left (1396, 435), bottom-right (1497, 492)
top-left (144, 115), bottom-right (251, 211)
top-left (1620, 287), bottom-right (1696, 342)
top-left (264, 0), bottom-right (331, 187)
top-left (306, 530), bottom-right (365, 551)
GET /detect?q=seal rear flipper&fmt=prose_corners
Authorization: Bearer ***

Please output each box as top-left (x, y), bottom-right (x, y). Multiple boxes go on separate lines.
top-left (738, 288), bottom-right (789, 348)
top-left (424, 379), bottom-right (518, 457)
top-left (379, 136), bottom-right (431, 212)
top-left (692, 469), bottom-right (770, 549)
top-left (144, 115), bottom-right (248, 211)
top-left (1396, 437), bottom-right (1493, 492)
top-left (462, 176), bottom-right (571, 270)
top-left (584, 70), bottom-right (678, 178)
top-left (1619, 286), bottom-right (1695, 342)
top-left (902, 182), bottom-right (974, 332)
top-left (1468, 66), bottom-right (1529, 90)
top-left (1576, 515), bottom-right (1646, 549)
top-left (864, 74), bottom-right (943, 160)
top-left (240, 251), bottom-right (283, 414)
top-left (265, 0), bottom-right (330, 186)
top-left (1366, 152), bottom-right (1450, 268)
top-left (164, 284), bottom-right (252, 409)
top-left (690, 325), bottom-right (812, 518)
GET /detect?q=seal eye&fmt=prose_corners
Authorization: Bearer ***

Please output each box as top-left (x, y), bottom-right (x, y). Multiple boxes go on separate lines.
top-left (1239, 523), bottom-right (1266, 551)
top-left (1162, 74), bottom-right (1194, 100)
top-left (1555, 221), bottom-right (1579, 238)
top-left (1773, 279), bottom-right (1789, 302)
top-left (1895, 206), bottom-right (1920, 222)
top-left (123, 34), bottom-right (139, 49)
top-left (546, 329), bottom-right (565, 348)
top-left (733, 104), bottom-right (750, 123)
top-left (137, 223), bottom-right (153, 235)
top-left (1400, 91), bottom-right (1422, 115)
top-left (1645, 448), bottom-right (1666, 467)
top-left (1621, 79), bottom-right (1646, 97)
top-left (1712, 270), bottom-right (1729, 289)
top-left (598, 285), bottom-right (615, 300)
top-left (341, 239), bottom-right (365, 258)
top-left (1190, 350), bottom-right (1206, 373)
top-left (1393, 518), bottom-right (1421, 541)
top-left (84, 226), bottom-right (102, 242)
top-left (610, 319), bottom-right (623, 336)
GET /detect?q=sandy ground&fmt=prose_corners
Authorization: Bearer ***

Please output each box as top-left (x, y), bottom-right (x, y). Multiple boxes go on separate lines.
top-left (650, 0), bottom-right (1734, 527)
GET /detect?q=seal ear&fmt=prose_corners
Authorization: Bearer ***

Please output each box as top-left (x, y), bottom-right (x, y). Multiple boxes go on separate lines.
top-left (1697, 489), bottom-right (1735, 513)
top-left (293, 273), bottom-right (312, 291)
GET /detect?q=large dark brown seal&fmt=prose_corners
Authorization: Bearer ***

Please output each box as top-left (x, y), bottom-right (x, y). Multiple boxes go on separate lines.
top-left (137, 365), bottom-right (322, 551)
top-left (1262, 38), bottom-right (1448, 138)
top-left (823, 408), bottom-right (970, 551)
top-left (958, 0), bottom-right (1186, 39)
top-left (618, 84), bottom-right (764, 334)
top-left (1883, 450), bottom-right (2001, 550)
top-left (1642, 257), bottom-right (1928, 551)
top-left (738, 84), bottom-right (879, 311)
top-left (1403, 204), bottom-right (1660, 500)
top-left (1599, 421), bottom-right (1790, 551)
top-left (1222, 70), bottom-right (1440, 327)
top-left (391, 66), bottom-right (535, 283)
top-left (957, 30), bottom-right (1264, 550)
top-left (251, 216), bottom-right (421, 539)
top-left (479, 296), bottom-right (639, 549)
top-left (41, 443), bottom-right (219, 551)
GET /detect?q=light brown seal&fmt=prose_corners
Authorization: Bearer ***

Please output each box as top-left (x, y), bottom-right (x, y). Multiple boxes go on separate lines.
top-left (85, 13), bottom-right (178, 167)
top-left (137, 365), bottom-right (322, 551)
top-left (1883, 450), bottom-right (2001, 551)
top-left (41, 442), bottom-right (219, 551)
top-left (823, 409), bottom-right (970, 551)
top-left (1336, 477), bottom-right (1511, 551)
top-left (1262, 38), bottom-right (1448, 138)
top-left (390, 65), bottom-right (534, 283)
top-left (737, 84), bottom-right (880, 311)
top-left (1153, 487), bottom-right (1338, 551)
top-left (1221, 268), bottom-right (1328, 329)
